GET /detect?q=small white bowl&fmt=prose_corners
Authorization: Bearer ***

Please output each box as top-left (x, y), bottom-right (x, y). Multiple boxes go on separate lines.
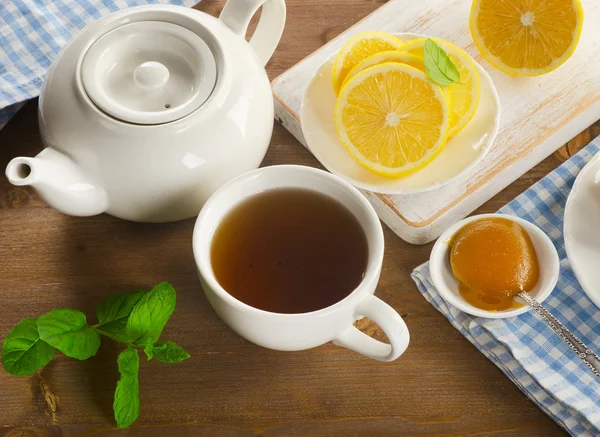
top-left (429, 214), bottom-right (560, 318)
top-left (300, 33), bottom-right (501, 195)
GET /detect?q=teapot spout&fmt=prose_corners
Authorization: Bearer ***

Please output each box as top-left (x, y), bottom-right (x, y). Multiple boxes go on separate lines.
top-left (6, 148), bottom-right (108, 217)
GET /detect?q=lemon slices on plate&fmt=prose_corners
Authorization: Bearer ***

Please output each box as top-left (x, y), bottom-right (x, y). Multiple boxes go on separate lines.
top-left (470, 0), bottom-right (584, 76)
top-left (335, 63), bottom-right (450, 178)
top-left (331, 32), bottom-right (404, 95)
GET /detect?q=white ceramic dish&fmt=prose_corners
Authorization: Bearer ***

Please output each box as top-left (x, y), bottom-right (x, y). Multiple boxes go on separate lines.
top-left (300, 33), bottom-right (501, 195)
top-left (564, 151), bottom-right (600, 309)
top-left (429, 214), bottom-right (560, 318)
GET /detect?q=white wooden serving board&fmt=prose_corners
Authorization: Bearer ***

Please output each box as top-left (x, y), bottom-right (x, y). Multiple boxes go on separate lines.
top-left (272, 0), bottom-right (600, 245)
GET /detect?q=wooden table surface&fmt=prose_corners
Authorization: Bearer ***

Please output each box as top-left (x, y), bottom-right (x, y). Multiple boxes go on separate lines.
top-left (1, 1), bottom-right (598, 436)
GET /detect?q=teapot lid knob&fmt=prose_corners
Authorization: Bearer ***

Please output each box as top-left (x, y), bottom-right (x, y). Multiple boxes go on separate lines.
top-left (80, 21), bottom-right (217, 125)
top-left (134, 61), bottom-right (170, 91)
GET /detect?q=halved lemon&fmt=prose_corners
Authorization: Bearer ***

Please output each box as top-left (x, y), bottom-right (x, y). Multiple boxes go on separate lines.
top-left (332, 32), bottom-right (404, 95)
top-left (341, 51), bottom-right (424, 89)
top-left (335, 63), bottom-right (450, 178)
top-left (470, 0), bottom-right (583, 76)
top-left (402, 38), bottom-right (480, 137)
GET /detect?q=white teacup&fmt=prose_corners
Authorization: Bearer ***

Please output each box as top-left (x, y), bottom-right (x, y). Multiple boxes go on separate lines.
top-left (193, 165), bottom-right (410, 361)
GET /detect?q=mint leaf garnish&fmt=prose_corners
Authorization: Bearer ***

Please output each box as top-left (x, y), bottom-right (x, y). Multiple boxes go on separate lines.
top-left (126, 282), bottom-right (176, 346)
top-left (96, 289), bottom-right (148, 344)
top-left (151, 341), bottom-right (190, 364)
top-left (113, 347), bottom-right (140, 429)
top-left (144, 339), bottom-right (154, 361)
top-left (96, 289), bottom-right (147, 326)
top-left (37, 309), bottom-right (100, 360)
top-left (424, 38), bottom-right (460, 87)
top-left (1, 282), bottom-right (186, 429)
top-left (98, 319), bottom-right (129, 343)
top-left (1, 318), bottom-right (55, 376)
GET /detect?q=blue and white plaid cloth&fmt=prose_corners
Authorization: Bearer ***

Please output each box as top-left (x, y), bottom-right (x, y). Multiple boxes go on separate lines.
top-left (0, 0), bottom-right (197, 130)
top-left (413, 138), bottom-right (600, 437)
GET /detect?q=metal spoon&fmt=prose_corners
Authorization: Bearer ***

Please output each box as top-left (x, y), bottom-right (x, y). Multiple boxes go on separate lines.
top-left (517, 291), bottom-right (600, 378)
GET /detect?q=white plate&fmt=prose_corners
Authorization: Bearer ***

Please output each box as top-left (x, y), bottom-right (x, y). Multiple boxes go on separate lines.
top-left (300, 33), bottom-right (501, 195)
top-left (564, 151), bottom-right (600, 309)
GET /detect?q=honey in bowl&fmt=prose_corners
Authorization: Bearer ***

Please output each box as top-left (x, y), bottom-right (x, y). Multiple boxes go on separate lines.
top-left (449, 218), bottom-right (540, 311)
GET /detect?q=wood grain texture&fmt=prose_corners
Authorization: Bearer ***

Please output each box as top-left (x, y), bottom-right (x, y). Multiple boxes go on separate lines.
top-left (271, 0), bottom-right (600, 244)
top-left (0, 1), bottom-right (597, 436)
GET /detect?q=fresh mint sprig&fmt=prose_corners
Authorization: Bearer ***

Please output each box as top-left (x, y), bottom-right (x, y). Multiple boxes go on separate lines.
top-left (1, 282), bottom-right (189, 429)
top-left (424, 38), bottom-right (461, 87)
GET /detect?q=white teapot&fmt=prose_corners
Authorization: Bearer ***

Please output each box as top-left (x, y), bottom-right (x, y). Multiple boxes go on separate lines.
top-left (5, 1), bottom-right (285, 222)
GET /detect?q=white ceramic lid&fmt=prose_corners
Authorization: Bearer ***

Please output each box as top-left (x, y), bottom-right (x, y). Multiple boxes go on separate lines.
top-left (81, 21), bottom-right (217, 125)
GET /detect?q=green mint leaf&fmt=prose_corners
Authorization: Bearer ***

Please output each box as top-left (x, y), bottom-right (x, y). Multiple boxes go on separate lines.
top-left (423, 38), bottom-right (460, 87)
top-left (2, 318), bottom-right (55, 376)
top-left (126, 282), bottom-right (176, 346)
top-left (37, 309), bottom-right (100, 360)
top-left (96, 289), bottom-right (147, 326)
top-left (151, 341), bottom-right (190, 364)
top-left (113, 347), bottom-right (140, 428)
top-left (98, 319), bottom-right (129, 343)
top-left (143, 339), bottom-right (154, 361)
top-left (95, 290), bottom-right (148, 344)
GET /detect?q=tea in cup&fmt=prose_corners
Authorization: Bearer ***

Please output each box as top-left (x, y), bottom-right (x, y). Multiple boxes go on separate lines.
top-left (193, 165), bottom-right (409, 361)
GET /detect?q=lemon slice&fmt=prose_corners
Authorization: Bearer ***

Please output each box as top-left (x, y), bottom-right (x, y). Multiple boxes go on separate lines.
top-left (470, 0), bottom-right (583, 76)
top-left (332, 32), bottom-right (404, 95)
top-left (341, 51), bottom-right (424, 89)
top-left (335, 63), bottom-right (450, 178)
top-left (402, 38), bottom-right (480, 137)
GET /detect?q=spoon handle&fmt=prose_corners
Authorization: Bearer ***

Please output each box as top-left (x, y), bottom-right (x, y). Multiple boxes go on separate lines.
top-left (518, 292), bottom-right (600, 379)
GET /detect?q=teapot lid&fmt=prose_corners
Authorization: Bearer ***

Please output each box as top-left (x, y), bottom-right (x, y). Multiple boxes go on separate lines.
top-left (81, 20), bottom-right (217, 125)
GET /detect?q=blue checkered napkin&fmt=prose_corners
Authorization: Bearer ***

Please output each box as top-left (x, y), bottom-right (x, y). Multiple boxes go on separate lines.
top-left (0, 0), bottom-right (197, 130)
top-left (412, 138), bottom-right (600, 437)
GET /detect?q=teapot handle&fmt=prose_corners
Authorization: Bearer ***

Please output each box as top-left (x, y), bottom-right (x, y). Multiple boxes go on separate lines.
top-left (219, 0), bottom-right (286, 66)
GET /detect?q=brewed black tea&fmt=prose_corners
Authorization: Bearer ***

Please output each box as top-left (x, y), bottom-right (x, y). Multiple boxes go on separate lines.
top-left (211, 188), bottom-right (368, 314)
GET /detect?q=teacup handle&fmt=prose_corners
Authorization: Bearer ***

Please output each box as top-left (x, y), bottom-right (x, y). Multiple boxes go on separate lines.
top-left (219, 0), bottom-right (286, 66)
top-left (333, 295), bottom-right (410, 362)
